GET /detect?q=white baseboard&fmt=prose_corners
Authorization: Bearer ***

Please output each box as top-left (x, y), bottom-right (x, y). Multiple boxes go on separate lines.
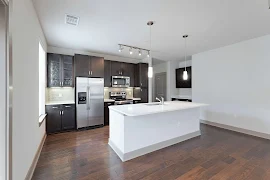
top-left (201, 120), bottom-right (270, 140)
top-left (109, 130), bottom-right (201, 162)
top-left (25, 133), bottom-right (47, 180)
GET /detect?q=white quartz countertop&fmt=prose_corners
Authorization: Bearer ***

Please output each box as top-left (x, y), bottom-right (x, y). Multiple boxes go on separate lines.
top-left (46, 101), bottom-right (75, 105)
top-left (132, 98), bottom-right (141, 101)
top-left (104, 99), bottom-right (115, 103)
top-left (109, 101), bottom-right (207, 116)
top-left (171, 95), bottom-right (192, 99)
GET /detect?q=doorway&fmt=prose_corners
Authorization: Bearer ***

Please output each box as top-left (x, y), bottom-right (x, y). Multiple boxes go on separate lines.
top-left (0, 0), bottom-right (10, 179)
top-left (154, 72), bottom-right (167, 101)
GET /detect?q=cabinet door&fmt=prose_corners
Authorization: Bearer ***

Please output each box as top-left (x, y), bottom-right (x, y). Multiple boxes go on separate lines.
top-left (90, 56), bottom-right (104, 78)
top-left (62, 55), bottom-right (74, 87)
top-left (75, 54), bottom-right (90, 77)
top-left (125, 63), bottom-right (135, 87)
top-left (111, 61), bottom-right (122, 76)
top-left (104, 102), bottom-right (114, 126)
top-left (47, 53), bottom-right (62, 87)
top-left (62, 104), bottom-right (76, 130)
top-left (104, 60), bottom-right (111, 87)
top-left (46, 105), bottom-right (62, 133)
top-left (141, 88), bottom-right (148, 103)
top-left (140, 63), bottom-right (148, 88)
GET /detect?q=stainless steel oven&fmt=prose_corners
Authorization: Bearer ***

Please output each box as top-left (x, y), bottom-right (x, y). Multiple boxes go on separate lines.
top-left (112, 76), bottom-right (130, 87)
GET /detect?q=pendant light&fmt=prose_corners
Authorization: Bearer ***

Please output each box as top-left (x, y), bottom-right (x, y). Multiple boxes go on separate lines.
top-left (183, 35), bottom-right (188, 80)
top-left (147, 21), bottom-right (154, 78)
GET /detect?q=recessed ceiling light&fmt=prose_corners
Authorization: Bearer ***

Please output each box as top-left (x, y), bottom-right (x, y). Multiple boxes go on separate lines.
top-left (65, 14), bottom-right (80, 26)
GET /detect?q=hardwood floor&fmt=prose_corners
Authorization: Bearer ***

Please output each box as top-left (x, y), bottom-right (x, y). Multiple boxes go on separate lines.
top-left (32, 124), bottom-right (270, 180)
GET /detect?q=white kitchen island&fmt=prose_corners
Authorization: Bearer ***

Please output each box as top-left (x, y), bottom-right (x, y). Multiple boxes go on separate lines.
top-left (108, 101), bottom-right (207, 162)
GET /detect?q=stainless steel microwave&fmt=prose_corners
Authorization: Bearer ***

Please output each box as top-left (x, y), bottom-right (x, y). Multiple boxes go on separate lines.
top-left (112, 76), bottom-right (130, 87)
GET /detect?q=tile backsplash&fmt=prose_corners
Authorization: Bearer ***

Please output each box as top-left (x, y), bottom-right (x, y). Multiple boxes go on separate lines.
top-left (104, 87), bottom-right (134, 99)
top-left (47, 87), bottom-right (135, 102)
top-left (46, 87), bottom-right (75, 102)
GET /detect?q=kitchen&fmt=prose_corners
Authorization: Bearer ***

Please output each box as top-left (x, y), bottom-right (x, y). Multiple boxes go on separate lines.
top-left (4, 0), bottom-right (270, 179)
top-left (45, 52), bottom-right (150, 133)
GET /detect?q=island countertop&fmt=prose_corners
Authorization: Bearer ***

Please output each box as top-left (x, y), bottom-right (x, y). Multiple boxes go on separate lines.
top-left (109, 101), bottom-right (207, 116)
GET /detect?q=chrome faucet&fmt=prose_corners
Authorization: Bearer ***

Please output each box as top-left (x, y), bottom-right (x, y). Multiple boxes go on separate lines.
top-left (156, 97), bottom-right (164, 105)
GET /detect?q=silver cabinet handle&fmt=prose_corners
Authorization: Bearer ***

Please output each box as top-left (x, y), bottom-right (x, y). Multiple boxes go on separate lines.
top-left (62, 110), bottom-right (64, 115)
top-left (52, 107), bottom-right (58, 109)
top-left (65, 106), bottom-right (71, 108)
top-left (141, 83), bottom-right (142, 86)
top-left (89, 71), bottom-right (90, 75)
top-left (91, 71), bottom-right (92, 75)
top-left (59, 111), bottom-right (61, 115)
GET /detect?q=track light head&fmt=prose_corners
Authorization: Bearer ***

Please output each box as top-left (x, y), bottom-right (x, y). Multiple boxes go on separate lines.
top-left (118, 45), bottom-right (123, 52)
top-left (129, 48), bottom-right (133, 55)
top-left (138, 49), bottom-right (142, 56)
top-left (147, 51), bottom-right (150, 58)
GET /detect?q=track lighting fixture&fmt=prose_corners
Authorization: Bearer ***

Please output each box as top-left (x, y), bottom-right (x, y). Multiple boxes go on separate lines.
top-left (117, 44), bottom-right (150, 57)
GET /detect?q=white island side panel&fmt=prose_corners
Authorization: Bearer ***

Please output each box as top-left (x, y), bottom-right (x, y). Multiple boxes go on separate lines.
top-left (109, 110), bottom-right (125, 153)
top-left (124, 108), bottom-right (200, 153)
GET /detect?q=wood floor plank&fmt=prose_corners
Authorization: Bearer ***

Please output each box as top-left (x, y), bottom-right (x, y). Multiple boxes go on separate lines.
top-left (32, 124), bottom-right (270, 180)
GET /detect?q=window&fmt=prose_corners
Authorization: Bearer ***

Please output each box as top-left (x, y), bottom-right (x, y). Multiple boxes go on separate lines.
top-left (39, 42), bottom-right (46, 119)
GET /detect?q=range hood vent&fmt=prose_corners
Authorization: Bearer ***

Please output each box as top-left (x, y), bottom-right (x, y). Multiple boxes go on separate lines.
top-left (65, 14), bottom-right (80, 26)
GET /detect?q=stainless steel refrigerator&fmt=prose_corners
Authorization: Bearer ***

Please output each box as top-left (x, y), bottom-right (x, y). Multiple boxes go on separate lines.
top-left (76, 77), bottom-right (104, 129)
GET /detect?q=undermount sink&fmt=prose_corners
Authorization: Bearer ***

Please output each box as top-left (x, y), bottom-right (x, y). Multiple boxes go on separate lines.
top-left (145, 103), bottom-right (165, 106)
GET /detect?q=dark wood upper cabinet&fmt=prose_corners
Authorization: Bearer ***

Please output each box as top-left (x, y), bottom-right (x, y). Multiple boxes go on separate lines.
top-left (47, 53), bottom-right (74, 87)
top-left (74, 54), bottom-right (90, 77)
top-left (90, 56), bottom-right (104, 78)
top-left (135, 63), bottom-right (148, 88)
top-left (110, 61), bottom-right (135, 87)
top-left (176, 66), bottom-right (192, 88)
top-left (104, 60), bottom-right (111, 87)
top-left (62, 55), bottom-right (74, 87)
top-left (74, 54), bottom-right (104, 78)
top-left (124, 63), bottom-right (135, 87)
top-left (111, 61), bottom-right (122, 76)
top-left (140, 88), bottom-right (148, 103)
top-left (47, 53), bottom-right (62, 87)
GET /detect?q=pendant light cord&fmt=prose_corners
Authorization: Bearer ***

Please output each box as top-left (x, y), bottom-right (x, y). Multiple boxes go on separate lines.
top-left (185, 37), bottom-right (187, 71)
top-left (150, 25), bottom-right (152, 58)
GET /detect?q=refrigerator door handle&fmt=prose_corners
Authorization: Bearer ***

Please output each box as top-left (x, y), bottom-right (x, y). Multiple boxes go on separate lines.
top-left (87, 86), bottom-right (91, 110)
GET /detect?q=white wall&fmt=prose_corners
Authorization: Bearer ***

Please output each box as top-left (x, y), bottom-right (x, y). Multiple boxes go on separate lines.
top-left (152, 62), bottom-right (167, 100)
top-left (12, 0), bottom-right (47, 179)
top-left (166, 60), bottom-right (180, 100)
top-left (179, 60), bottom-right (192, 97)
top-left (0, 5), bottom-right (6, 180)
top-left (193, 35), bottom-right (270, 135)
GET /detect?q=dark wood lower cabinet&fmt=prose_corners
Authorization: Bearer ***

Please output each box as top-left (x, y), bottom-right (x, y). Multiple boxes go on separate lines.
top-left (46, 104), bottom-right (75, 134)
top-left (46, 105), bottom-right (62, 134)
top-left (104, 102), bottom-right (114, 126)
top-left (62, 104), bottom-right (76, 130)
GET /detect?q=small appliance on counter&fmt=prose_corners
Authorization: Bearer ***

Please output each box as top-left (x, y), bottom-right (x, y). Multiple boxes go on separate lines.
top-left (111, 76), bottom-right (130, 87)
top-left (76, 77), bottom-right (104, 129)
top-left (110, 91), bottom-right (133, 105)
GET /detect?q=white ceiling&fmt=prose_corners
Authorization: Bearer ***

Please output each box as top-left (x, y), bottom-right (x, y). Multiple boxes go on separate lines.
top-left (33, 0), bottom-right (270, 62)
